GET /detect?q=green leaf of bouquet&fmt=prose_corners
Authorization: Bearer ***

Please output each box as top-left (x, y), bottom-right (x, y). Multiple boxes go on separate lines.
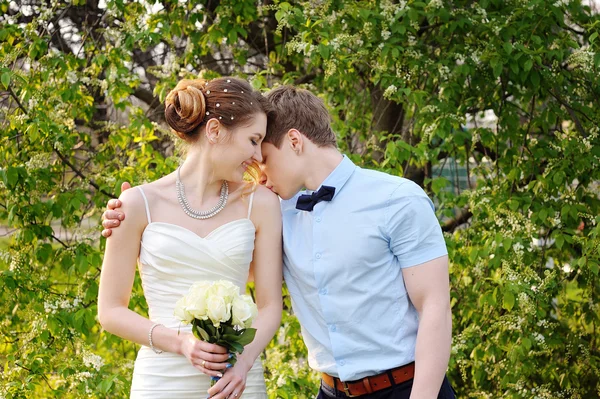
top-left (222, 334), bottom-right (240, 342)
top-left (229, 341), bottom-right (244, 354)
top-left (204, 321), bottom-right (216, 336)
top-left (222, 324), bottom-right (237, 336)
top-left (236, 328), bottom-right (257, 346)
top-left (195, 326), bottom-right (210, 341)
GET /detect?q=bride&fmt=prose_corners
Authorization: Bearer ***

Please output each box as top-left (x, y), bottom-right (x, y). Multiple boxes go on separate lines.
top-left (98, 77), bottom-right (283, 398)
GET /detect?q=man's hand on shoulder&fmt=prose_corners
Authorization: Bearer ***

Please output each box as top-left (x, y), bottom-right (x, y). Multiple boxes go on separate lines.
top-left (101, 182), bottom-right (132, 237)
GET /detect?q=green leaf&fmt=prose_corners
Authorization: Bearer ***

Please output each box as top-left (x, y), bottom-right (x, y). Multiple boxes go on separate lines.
top-left (589, 261), bottom-right (599, 275)
top-left (1, 71), bottom-right (10, 89)
top-left (195, 326), bottom-right (211, 341)
top-left (508, 200), bottom-right (519, 211)
top-left (221, 334), bottom-right (242, 343)
top-left (503, 42), bottom-right (513, 54)
top-left (503, 291), bottom-right (515, 311)
top-left (530, 70), bottom-right (540, 88)
top-left (524, 59), bottom-right (533, 72)
top-left (553, 171), bottom-right (564, 185)
top-left (229, 341), bottom-right (244, 353)
top-left (555, 234), bottom-right (565, 249)
top-left (590, 32), bottom-right (598, 44)
top-left (431, 177), bottom-right (449, 194)
top-left (6, 167), bottom-right (18, 188)
top-left (97, 375), bottom-right (115, 393)
top-left (235, 328), bottom-right (257, 346)
top-left (318, 44), bottom-right (330, 59)
top-left (538, 208), bottom-right (548, 222)
top-left (203, 320), bottom-right (217, 337)
top-left (492, 62), bottom-right (503, 78)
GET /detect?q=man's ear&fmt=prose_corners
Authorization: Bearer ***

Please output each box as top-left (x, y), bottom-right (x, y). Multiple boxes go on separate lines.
top-left (205, 118), bottom-right (222, 143)
top-left (287, 129), bottom-right (303, 154)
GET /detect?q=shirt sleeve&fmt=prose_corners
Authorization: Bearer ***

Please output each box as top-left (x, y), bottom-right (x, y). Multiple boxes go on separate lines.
top-left (385, 182), bottom-right (448, 268)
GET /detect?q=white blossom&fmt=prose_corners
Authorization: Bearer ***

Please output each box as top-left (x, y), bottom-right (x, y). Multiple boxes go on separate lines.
top-left (429, 0), bottom-right (443, 9)
top-left (533, 332), bottom-right (545, 344)
top-left (25, 153), bottom-right (52, 172)
top-left (66, 71), bottom-right (78, 84)
top-left (438, 65), bottom-right (451, 80)
top-left (567, 47), bottom-right (594, 74)
top-left (83, 352), bottom-right (104, 371)
top-left (383, 85), bottom-right (398, 99)
top-left (512, 242), bottom-right (524, 257)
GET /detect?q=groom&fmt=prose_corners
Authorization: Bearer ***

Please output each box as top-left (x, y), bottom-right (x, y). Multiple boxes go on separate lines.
top-left (102, 86), bottom-right (455, 398)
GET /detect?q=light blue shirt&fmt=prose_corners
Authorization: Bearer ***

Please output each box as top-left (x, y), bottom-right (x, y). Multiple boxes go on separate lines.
top-left (281, 155), bottom-right (448, 381)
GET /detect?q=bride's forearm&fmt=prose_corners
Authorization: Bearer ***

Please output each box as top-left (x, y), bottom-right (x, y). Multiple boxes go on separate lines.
top-left (99, 306), bottom-right (183, 355)
top-left (236, 301), bottom-right (282, 370)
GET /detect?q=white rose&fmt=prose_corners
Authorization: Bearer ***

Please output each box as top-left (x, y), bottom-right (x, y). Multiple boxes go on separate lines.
top-left (189, 281), bottom-right (212, 294)
top-left (207, 280), bottom-right (239, 305)
top-left (206, 295), bottom-right (231, 327)
top-left (232, 294), bottom-right (258, 329)
top-left (186, 287), bottom-right (209, 320)
top-left (173, 296), bottom-right (194, 324)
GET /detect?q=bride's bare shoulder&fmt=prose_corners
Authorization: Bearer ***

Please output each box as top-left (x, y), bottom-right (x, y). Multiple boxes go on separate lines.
top-left (136, 173), bottom-right (176, 200)
top-left (251, 185), bottom-right (281, 215)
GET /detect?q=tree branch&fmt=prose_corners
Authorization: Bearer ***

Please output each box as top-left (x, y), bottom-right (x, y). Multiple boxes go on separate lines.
top-left (442, 208), bottom-right (473, 233)
top-left (53, 149), bottom-right (115, 198)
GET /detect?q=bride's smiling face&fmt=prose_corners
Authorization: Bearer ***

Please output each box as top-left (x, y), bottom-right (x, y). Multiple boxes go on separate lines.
top-left (209, 113), bottom-right (267, 182)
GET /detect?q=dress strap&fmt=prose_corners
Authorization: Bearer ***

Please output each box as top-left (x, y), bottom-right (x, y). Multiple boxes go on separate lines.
top-left (137, 187), bottom-right (152, 224)
top-left (247, 191), bottom-right (255, 219)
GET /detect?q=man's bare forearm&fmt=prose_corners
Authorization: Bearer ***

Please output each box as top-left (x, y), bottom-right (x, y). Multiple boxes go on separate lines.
top-left (410, 306), bottom-right (452, 399)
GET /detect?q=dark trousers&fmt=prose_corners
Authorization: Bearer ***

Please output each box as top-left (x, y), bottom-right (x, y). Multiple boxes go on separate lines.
top-left (317, 375), bottom-right (456, 399)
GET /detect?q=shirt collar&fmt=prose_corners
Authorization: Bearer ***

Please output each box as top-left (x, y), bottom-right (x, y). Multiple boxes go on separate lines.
top-left (319, 155), bottom-right (356, 200)
top-left (280, 155), bottom-right (356, 211)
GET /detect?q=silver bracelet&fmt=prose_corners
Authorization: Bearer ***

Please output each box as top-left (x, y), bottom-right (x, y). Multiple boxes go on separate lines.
top-left (148, 323), bottom-right (164, 354)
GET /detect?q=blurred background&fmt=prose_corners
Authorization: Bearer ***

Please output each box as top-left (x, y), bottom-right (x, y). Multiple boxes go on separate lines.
top-left (1, 0), bottom-right (600, 397)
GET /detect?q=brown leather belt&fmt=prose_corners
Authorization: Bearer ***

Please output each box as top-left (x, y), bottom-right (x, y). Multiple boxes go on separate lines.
top-left (321, 362), bottom-right (415, 397)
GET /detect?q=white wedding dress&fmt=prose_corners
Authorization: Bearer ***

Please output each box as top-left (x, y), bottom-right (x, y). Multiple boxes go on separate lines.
top-left (130, 187), bottom-right (267, 398)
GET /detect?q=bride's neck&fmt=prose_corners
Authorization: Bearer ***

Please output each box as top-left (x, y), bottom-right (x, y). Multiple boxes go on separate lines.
top-left (178, 150), bottom-right (224, 205)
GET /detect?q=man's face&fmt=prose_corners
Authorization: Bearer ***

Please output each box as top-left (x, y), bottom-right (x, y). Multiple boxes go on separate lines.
top-left (260, 141), bottom-right (305, 200)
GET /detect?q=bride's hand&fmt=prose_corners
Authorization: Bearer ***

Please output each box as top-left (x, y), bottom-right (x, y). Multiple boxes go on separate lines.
top-left (178, 332), bottom-right (231, 378)
top-left (207, 356), bottom-right (252, 399)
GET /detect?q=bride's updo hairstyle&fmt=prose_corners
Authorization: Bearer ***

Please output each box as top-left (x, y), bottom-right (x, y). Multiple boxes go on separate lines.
top-left (164, 77), bottom-right (271, 143)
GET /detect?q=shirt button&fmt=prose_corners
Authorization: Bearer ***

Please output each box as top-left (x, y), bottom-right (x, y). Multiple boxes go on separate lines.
top-left (315, 217), bottom-right (322, 222)
top-left (319, 288), bottom-right (328, 295)
top-left (330, 324), bottom-right (336, 332)
top-left (315, 253), bottom-right (321, 259)
top-left (339, 360), bottom-right (346, 366)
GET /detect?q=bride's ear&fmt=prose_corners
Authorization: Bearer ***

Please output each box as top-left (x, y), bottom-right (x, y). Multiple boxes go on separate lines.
top-left (205, 118), bottom-right (221, 144)
top-left (287, 129), bottom-right (303, 155)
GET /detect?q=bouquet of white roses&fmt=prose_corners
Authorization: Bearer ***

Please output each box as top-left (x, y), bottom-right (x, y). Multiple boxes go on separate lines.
top-left (173, 280), bottom-right (258, 369)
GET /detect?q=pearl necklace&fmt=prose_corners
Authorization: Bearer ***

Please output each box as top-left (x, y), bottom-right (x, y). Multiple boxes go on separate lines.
top-left (176, 166), bottom-right (228, 220)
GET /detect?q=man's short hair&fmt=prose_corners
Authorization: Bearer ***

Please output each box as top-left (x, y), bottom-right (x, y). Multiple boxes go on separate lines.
top-left (264, 85), bottom-right (337, 148)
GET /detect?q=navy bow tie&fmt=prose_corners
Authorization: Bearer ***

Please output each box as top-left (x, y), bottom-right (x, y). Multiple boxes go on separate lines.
top-left (296, 185), bottom-right (336, 212)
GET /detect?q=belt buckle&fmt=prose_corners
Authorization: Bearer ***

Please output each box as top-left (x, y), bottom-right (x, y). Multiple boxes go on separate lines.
top-left (341, 381), bottom-right (359, 398)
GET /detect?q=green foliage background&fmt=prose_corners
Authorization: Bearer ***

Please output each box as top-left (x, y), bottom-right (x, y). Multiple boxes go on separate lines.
top-left (1, 0), bottom-right (600, 397)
